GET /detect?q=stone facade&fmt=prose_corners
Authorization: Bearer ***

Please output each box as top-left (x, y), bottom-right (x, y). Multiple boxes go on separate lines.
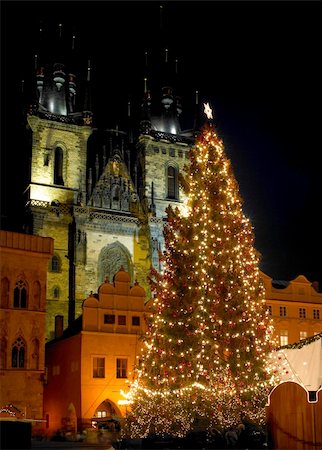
top-left (0, 230), bottom-right (53, 436)
top-left (26, 110), bottom-right (193, 341)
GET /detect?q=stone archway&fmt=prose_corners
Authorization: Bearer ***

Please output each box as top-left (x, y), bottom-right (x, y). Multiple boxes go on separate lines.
top-left (92, 400), bottom-right (122, 441)
top-left (98, 242), bottom-right (133, 284)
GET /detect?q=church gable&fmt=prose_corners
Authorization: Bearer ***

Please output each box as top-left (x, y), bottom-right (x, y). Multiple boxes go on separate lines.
top-left (89, 156), bottom-right (137, 213)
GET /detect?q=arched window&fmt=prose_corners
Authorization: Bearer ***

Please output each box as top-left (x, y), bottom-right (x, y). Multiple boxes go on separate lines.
top-left (54, 147), bottom-right (64, 185)
top-left (33, 281), bottom-right (41, 309)
top-left (13, 280), bottom-right (27, 308)
top-left (11, 337), bottom-right (25, 368)
top-left (50, 255), bottom-right (61, 273)
top-left (53, 286), bottom-right (60, 299)
top-left (167, 166), bottom-right (178, 199)
top-left (1, 277), bottom-right (9, 308)
top-left (98, 242), bottom-right (132, 285)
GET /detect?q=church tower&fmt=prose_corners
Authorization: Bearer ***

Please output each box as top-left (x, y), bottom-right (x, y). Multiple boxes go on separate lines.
top-left (25, 20), bottom-right (195, 341)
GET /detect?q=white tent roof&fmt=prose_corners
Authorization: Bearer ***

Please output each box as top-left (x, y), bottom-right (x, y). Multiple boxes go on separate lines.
top-left (274, 333), bottom-right (322, 391)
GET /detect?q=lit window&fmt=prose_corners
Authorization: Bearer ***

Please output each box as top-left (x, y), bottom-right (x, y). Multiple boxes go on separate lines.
top-left (118, 315), bottom-right (126, 325)
top-left (116, 358), bottom-right (127, 378)
top-left (132, 316), bottom-right (140, 326)
top-left (300, 331), bottom-right (307, 340)
top-left (11, 337), bottom-right (25, 368)
top-left (280, 330), bottom-right (288, 346)
top-left (104, 314), bottom-right (115, 325)
top-left (93, 357), bottom-right (105, 378)
top-left (279, 306), bottom-right (287, 317)
top-left (299, 308), bottom-right (306, 319)
top-left (14, 280), bottom-right (27, 308)
top-left (313, 309), bottom-right (320, 320)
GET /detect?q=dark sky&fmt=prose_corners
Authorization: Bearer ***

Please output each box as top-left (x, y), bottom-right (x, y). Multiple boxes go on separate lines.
top-left (1, 1), bottom-right (321, 287)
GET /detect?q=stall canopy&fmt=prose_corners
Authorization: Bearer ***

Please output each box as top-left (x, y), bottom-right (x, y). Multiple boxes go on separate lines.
top-left (273, 332), bottom-right (322, 392)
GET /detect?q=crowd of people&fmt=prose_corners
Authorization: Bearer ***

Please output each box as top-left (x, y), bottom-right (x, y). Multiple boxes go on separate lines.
top-left (117, 420), bottom-right (269, 449)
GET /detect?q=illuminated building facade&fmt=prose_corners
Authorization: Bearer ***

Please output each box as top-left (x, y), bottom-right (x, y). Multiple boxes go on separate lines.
top-left (9, 19), bottom-right (321, 440)
top-left (43, 267), bottom-right (146, 438)
top-left (262, 273), bottom-right (322, 345)
top-left (24, 27), bottom-right (194, 341)
top-left (0, 230), bottom-right (53, 436)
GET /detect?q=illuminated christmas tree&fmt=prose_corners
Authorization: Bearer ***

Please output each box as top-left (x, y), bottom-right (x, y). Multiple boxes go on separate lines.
top-left (122, 105), bottom-right (279, 438)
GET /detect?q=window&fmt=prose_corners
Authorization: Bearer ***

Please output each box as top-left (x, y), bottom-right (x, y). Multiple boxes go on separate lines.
top-left (51, 255), bottom-right (60, 272)
top-left (132, 316), bottom-right (140, 326)
top-left (299, 308), bottom-right (306, 319)
top-left (93, 357), bottom-right (105, 378)
top-left (279, 306), bottom-right (287, 317)
top-left (313, 309), bottom-right (320, 320)
top-left (268, 305), bottom-right (272, 315)
top-left (11, 337), bottom-right (25, 368)
top-left (116, 358), bottom-right (127, 378)
top-left (300, 331), bottom-right (307, 340)
top-left (14, 280), bottom-right (27, 308)
top-left (280, 330), bottom-right (288, 346)
top-left (167, 166), bottom-right (178, 200)
top-left (118, 315), bottom-right (126, 325)
top-left (53, 286), bottom-right (60, 299)
top-left (54, 146), bottom-right (64, 185)
top-left (104, 314), bottom-right (115, 324)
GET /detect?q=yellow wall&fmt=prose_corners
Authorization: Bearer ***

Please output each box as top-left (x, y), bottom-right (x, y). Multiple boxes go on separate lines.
top-left (262, 272), bottom-right (322, 345)
top-left (44, 268), bottom-right (147, 437)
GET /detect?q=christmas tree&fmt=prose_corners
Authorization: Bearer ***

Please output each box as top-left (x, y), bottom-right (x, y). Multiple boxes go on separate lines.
top-left (122, 106), bottom-right (280, 438)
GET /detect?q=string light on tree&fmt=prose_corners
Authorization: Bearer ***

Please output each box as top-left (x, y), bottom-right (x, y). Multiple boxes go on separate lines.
top-left (121, 116), bottom-right (281, 438)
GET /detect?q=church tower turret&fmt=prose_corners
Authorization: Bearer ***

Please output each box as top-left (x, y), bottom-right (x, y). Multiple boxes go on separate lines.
top-left (23, 5), bottom-right (196, 341)
top-left (25, 23), bottom-right (93, 337)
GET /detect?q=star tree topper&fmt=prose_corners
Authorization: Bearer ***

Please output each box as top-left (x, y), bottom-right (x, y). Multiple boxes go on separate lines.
top-left (203, 102), bottom-right (213, 120)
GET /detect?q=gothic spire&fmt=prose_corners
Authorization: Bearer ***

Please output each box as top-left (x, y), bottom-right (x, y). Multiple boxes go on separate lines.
top-left (82, 59), bottom-right (93, 125)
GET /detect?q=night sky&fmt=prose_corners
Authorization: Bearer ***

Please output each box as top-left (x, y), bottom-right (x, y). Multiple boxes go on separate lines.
top-left (1, 1), bottom-right (321, 288)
